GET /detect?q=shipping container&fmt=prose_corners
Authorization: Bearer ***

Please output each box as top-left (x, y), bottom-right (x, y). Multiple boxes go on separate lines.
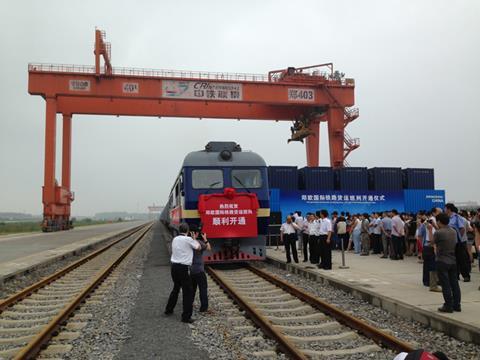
top-left (334, 167), bottom-right (368, 191)
top-left (402, 168), bottom-right (435, 189)
top-left (299, 167), bottom-right (334, 190)
top-left (368, 167), bottom-right (403, 191)
top-left (269, 188), bottom-right (281, 212)
top-left (403, 189), bottom-right (445, 213)
top-left (268, 166), bottom-right (298, 191)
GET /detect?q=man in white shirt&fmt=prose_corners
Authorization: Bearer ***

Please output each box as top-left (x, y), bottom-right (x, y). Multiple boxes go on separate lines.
top-left (309, 212), bottom-right (321, 264)
top-left (318, 210), bottom-right (333, 269)
top-left (300, 213), bottom-right (311, 262)
top-left (293, 211), bottom-right (304, 252)
top-left (371, 213), bottom-right (383, 254)
top-left (165, 222), bottom-right (201, 323)
top-left (280, 215), bottom-right (301, 263)
top-left (391, 209), bottom-right (405, 260)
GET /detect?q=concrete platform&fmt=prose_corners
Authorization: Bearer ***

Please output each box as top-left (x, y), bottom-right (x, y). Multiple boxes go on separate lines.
top-left (116, 221), bottom-right (209, 360)
top-left (266, 246), bottom-right (480, 345)
top-left (0, 221), bottom-right (146, 284)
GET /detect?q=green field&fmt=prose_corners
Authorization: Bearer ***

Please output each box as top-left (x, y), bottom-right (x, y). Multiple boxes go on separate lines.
top-left (0, 219), bottom-right (123, 235)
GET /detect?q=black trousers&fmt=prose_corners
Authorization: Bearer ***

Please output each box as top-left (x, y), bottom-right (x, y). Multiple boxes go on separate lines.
top-left (436, 261), bottom-right (461, 310)
top-left (302, 233), bottom-right (309, 260)
top-left (165, 263), bottom-right (193, 321)
top-left (191, 271), bottom-right (208, 311)
top-left (338, 233), bottom-right (349, 250)
top-left (422, 246), bottom-right (436, 286)
top-left (309, 235), bottom-right (319, 264)
top-left (455, 242), bottom-right (471, 279)
top-left (391, 235), bottom-right (404, 259)
top-left (319, 235), bottom-right (332, 269)
top-left (372, 234), bottom-right (382, 254)
top-left (283, 233), bottom-right (298, 263)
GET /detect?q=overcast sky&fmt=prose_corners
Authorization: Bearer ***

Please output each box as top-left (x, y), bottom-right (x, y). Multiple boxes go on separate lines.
top-left (0, 0), bottom-right (479, 216)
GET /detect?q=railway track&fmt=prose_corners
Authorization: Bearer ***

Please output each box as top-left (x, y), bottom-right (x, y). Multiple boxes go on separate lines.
top-left (0, 223), bottom-right (151, 360)
top-left (207, 265), bottom-right (414, 359)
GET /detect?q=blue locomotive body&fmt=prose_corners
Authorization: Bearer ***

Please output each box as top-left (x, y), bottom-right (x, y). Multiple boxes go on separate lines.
top-left (160, 142), bottom-right (270, 262)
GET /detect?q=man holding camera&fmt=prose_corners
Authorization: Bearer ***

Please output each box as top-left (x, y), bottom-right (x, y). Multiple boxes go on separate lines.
top-left (164, 222), bottom-right (201, 323)
top-left (190, 224), bottom-right (211, 313)
top-left (421, 211), bottom-right (442, 292)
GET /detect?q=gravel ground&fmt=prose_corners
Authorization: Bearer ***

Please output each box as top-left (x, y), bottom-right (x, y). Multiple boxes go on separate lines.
top-left (0, 229), bottom-right (138, 301)
top-left (260, 263), bottom-right (480, 360)
top-left (58, 228), bottom-right (152, 359)
top-left (190, 278), bottom-right (286, 360)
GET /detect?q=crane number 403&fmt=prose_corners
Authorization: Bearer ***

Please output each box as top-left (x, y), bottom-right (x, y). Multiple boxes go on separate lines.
top-left (288, 88), bottom-right (315, 102)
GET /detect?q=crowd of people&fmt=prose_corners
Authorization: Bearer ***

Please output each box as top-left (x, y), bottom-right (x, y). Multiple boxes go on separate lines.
top-left (280, 204), bottom-right (480, 313)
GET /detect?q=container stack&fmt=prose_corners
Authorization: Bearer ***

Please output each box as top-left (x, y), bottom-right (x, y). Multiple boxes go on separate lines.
top-left (402, 168), bottom-right (435, 189)
top-left (333, 167), bottom-right (368, 191)
top-left (368, 167), bottom-right (403, 191)
top-left (267, 166), bottom-right (298, 190)
top-left (299, 167), bottom-right (334, 190)
top-left (267, 166), bottom-right (442, 214)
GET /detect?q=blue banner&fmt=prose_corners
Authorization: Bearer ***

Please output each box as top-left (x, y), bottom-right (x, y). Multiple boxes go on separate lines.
top-left (279, 190), bottom-right (405, 218)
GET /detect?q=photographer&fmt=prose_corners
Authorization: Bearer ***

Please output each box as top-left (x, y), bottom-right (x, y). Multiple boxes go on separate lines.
top-left (164, 222), bottom-right (201, 323)
top-left (190, 224), bottom-right (211, 313)
top-left (421, 213), bottom-right (442, 292)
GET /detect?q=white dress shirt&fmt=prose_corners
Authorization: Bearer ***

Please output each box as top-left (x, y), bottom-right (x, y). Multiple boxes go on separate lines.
top-left (171, 234), bottom-right (201, 265)
top-left (319, 218), bottom-right (332, 235)
top-left (392, 215), bottom-right (405, 237)
top-left (280, 222), bottom-right (299, 234)
top-left (309, 220), bottom-right (321, 236)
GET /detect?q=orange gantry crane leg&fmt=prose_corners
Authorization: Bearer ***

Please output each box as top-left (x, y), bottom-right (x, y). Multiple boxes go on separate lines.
top-left (42, 96), bottom-right (73, 231)
top-left (30, 29), bottom-right (359, 231)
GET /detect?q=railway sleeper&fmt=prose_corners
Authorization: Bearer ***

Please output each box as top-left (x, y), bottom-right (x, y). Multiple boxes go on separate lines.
top-left (0, 316), bottom-right (51, 327)
top-left (267, 313), bottom-right (326, 324)
top-left (0, 325), bottom-right (43, 336)
top-left (0, 334), bottom-right (34, 346)
top-left (1, 308), bottom-right (62, 319)
top-left (286, 331), bottom-right (358, 344)
top-left (39, 344), bottom-right (73, 356)
top-left (243, 293), bottom-right (292, 301)
top-left (302, 343), bottom-right (382, 358)
top-left (276, 322), bottom-right (343, 332)
top-left (253, 299), bottom-right (303, 308)
top-left (257, 305), bottom-right (314, 315)
top-left (7, 302), bottom-right (64, 311)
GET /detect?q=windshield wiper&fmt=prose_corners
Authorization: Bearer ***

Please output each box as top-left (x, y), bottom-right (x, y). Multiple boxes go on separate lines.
top-left (233, 175), bottom-right (251, 193)
top-left (203, 181), bottom-right (222, 195)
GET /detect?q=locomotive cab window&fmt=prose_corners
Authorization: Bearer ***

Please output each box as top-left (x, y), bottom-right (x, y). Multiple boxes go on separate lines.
top-left (232, 169), bottom-right (262, 189)
top-left (192, 169), bottom-right (224, 189)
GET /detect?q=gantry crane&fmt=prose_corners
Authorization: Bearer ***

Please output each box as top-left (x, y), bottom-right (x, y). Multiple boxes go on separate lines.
top-left (28, 29), bottom-right (360, 231)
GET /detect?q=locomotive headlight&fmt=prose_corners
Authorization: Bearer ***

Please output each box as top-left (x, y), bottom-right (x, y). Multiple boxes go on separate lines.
top-left (220, 150), bottom-right (232, 161)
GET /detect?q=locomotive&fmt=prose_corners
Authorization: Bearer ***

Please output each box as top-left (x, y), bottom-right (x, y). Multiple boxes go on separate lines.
top-left (160, 142), bottom-right (270, 263)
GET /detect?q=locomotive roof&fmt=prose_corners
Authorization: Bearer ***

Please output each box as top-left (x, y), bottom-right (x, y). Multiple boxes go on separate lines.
top-left (182, 150), bottom-right (267, 167)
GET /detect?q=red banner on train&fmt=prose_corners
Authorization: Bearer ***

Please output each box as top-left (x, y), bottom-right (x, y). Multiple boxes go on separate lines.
top-left (198, 188), bottom-right (259, 238)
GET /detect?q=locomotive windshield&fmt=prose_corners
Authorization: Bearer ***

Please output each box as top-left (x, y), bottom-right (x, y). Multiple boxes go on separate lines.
top-left (232, 169), bottom-right (262, 189)
top-left (192, 169), bottom-right (224, 189)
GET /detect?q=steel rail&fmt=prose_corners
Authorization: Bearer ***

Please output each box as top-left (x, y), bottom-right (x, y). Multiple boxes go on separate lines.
top-left (0, 223), bottom-right (148, 313)
top-left (247, 265), bottom-right (414, 354)
top-left (207, 266), bottom-right (308, 360)
top-left (13, 223), bottom-right (152, 360)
